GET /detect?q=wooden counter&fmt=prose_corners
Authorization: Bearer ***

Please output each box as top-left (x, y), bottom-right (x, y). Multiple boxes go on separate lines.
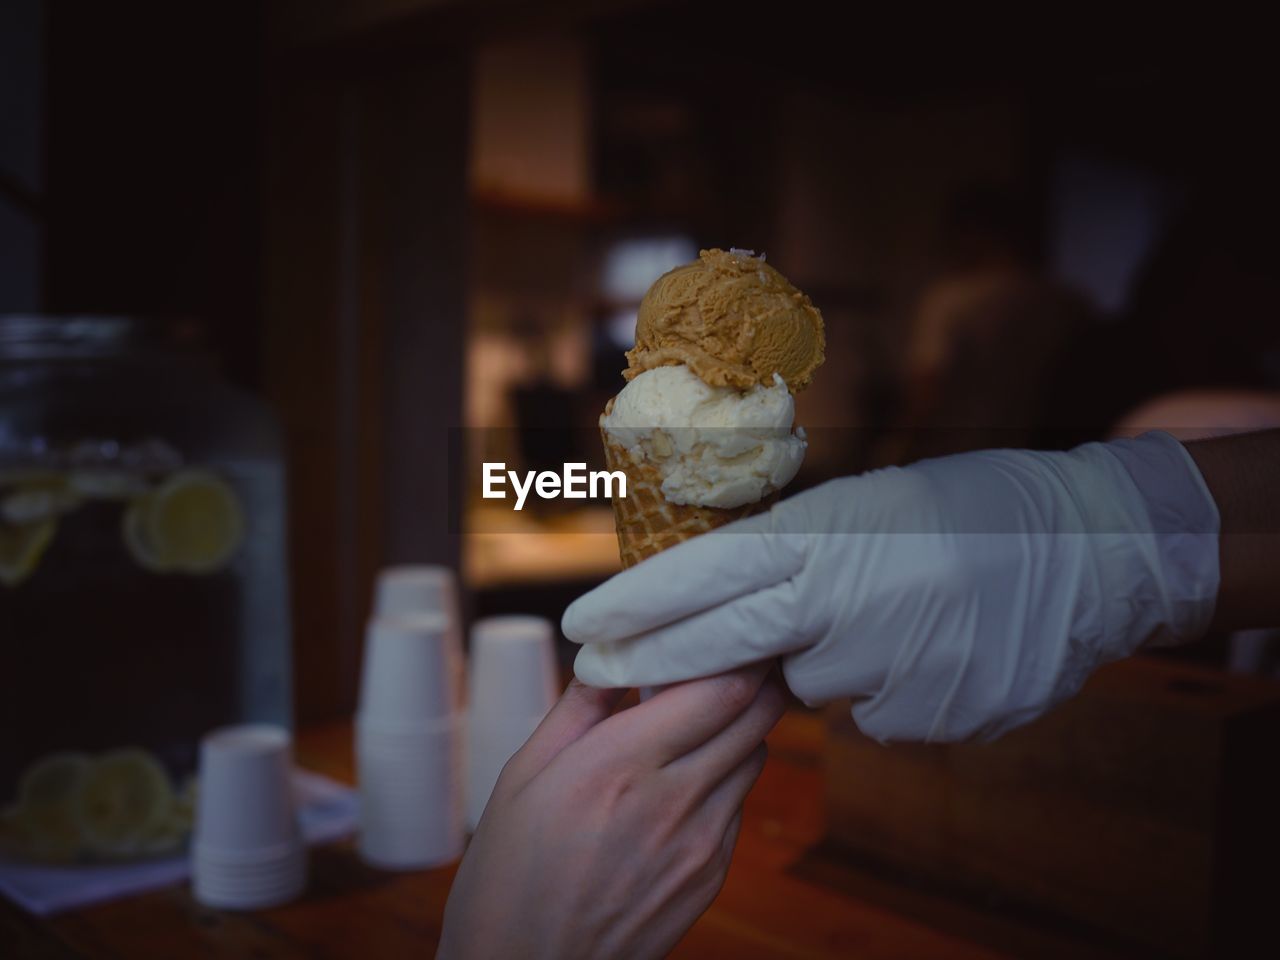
top-left (2, 711), bottom-right (1063, 959)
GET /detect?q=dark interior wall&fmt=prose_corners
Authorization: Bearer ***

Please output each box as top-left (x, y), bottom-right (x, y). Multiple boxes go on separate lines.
top-left (264, 42), bottom-right (469, 724)
top-left (41, 1), bottom-right (265, 385)
top-left (0, 0), bottom-right (43, 311)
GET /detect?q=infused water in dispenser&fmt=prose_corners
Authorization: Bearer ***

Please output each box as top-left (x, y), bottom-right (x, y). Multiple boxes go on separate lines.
top-left (0, 316), bottom-right (291, 863)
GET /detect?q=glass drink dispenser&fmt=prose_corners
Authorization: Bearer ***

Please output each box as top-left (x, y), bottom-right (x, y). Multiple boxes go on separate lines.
top-left (0, 316), bottom-right (292, 863)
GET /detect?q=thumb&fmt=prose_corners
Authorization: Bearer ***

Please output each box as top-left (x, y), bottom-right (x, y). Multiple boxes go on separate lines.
top-left (500, 679), bottom-right (627, 789)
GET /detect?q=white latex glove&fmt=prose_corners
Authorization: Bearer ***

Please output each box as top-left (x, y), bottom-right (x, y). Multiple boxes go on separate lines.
top-left (564, 432), bottom-right (1221, 742)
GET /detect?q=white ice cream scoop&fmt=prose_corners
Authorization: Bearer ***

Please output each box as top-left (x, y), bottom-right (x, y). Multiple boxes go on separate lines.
top-left (600, 364), bottom-right (806, 509)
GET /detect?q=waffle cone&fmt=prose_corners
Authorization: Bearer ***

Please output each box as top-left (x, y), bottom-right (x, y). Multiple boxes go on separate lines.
top-left (601, 412), bottom-right (775, 569)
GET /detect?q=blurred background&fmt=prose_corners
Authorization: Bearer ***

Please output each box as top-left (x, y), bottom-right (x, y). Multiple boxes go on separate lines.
top-left (3, 0), bottom-right (1279, 731)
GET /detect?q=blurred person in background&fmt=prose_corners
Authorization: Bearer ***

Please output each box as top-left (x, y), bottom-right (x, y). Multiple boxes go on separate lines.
top-left (1045, 175), bottom-right (1280, 442)
top-left (884, 186), bottom-right (1095, 464)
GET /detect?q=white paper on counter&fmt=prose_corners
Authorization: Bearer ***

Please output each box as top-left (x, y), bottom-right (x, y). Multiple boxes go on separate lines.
top-left (0, 768), bottom-right (358, 917)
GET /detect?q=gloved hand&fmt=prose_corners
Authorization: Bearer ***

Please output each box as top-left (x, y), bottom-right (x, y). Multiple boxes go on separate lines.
top-left (564, 432), bottom-right (1221, 742)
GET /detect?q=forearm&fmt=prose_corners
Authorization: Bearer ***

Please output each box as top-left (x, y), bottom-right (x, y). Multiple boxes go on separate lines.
top-left (1185, 429), bottom-right (1280, 632)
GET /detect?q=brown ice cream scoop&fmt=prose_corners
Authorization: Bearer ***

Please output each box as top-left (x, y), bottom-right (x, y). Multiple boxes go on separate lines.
top-left (624, 248), bottom-right (825, 393)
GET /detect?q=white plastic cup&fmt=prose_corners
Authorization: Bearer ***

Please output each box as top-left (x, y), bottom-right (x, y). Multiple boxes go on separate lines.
top-left (191, 724), bottom-right (306, 909)
top-left (355, 611), bottom-right (465, 871)
top-left (374, 565), bottom-right (458, 620)
top-left (465, 616), bottom-right (559, 830)
top-left (357, 614), bottom-right (457, 726)
top-left (373, 565), bottom-right (465, 702)
top-left (193, 857), bottom-right (303, 882)
top-left (468, 616), bottom-right (558, 721)
top-left (193, 725), bottom-right (299, 856)
top-left (193, 849), bottom-right (306, 909)
top-left (354, 725), bottom-right (459, 774)
top-left (194, 851), bottom-right (305, 885)
top-left (356, 719), bottom-right (463, 870)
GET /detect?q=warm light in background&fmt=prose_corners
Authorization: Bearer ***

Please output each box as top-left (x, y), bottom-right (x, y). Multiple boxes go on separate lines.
top-left (470, 34), bottom-right (590, 207)
top-left (601, 235), bottom-right (698, 349)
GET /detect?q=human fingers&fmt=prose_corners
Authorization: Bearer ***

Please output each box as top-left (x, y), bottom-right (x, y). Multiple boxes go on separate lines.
top-left (592, 665), bottom-right (770, 770)
top-left (499, 680), bottom-right (628, 791)
top-left (667, 676), bottom-right (785, 790)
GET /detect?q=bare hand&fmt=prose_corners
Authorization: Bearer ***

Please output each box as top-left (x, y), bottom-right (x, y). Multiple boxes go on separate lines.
top-left (438, 667), bottom-right (786, 959)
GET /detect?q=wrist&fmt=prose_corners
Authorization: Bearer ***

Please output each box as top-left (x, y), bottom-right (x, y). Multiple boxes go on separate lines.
top-left (1099, 431), bottom-right (1220, 645)
top-left (1185, 430), bottom-right (1280, 631)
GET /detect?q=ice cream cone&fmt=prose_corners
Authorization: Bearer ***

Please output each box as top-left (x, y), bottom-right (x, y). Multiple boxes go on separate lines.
top-left (600, 411), bottom-right (774, 569)
top-left (598, 249), bottom-right (818, 569)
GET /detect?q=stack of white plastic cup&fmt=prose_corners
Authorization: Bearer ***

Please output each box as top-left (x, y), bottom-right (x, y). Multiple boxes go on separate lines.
top-left (465, 616), bottom-right (559, 831)
top-left (191, 725), bottom-right (306, 910)
top-left (356, 613), bottom-right (464, 869)
top-left (372, 565), bottom-right (465, 705)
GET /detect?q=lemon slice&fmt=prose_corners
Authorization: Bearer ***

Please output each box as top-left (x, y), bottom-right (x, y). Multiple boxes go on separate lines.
top-left (1, 476), bottom-right (80, 525)
top-left (74, 748), bottom-right (173, 857)
top-left (133, 773), bottom-right (198, 857)
top-left (20, 752), bottom-right (91, 808)
top-left (125, 772), bottom-right (197, 857)
top-left (121, 495), bottom-right (170, 572)
top-left (20, 812), bottom-right (83, 862)
top-left (130, 806), bottom-right (191, 858)
top-left (0, 517), bottom-right (56, 588)
top-left (122, 470), bottom-right (245, 575)
top-left (12, 753), bottom-right (91, 862)
top-left (130, 823), bottom-right (184, 857)
top-left (141, 470), bottom-right (244, 574)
